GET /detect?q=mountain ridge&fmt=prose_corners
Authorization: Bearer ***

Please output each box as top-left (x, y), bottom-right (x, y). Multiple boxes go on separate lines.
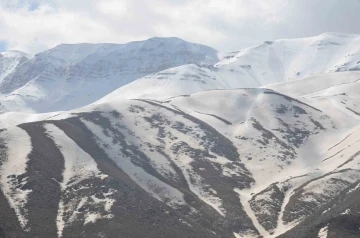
top-left (0, 33), bottom-right (360, 237)
top-left (1, 32), bottom-right (360, 114)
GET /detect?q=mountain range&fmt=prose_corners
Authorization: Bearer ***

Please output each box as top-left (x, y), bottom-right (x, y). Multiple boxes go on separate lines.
top-left (0, 32), bottom-right (360, 238)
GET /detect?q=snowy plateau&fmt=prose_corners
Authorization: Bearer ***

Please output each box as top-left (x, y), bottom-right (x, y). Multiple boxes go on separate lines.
top-left (0, 32), bottom-right (360, 237)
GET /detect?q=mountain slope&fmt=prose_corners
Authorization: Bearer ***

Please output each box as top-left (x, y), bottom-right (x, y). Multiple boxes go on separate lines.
top-left (95, 64), bottom-right (238, 102)
top-left (96, 33), bottom-right (360, 103)
top-left (0, 51), bottom-right (30, 83)
top-left (278, 124), bottom-right (360, 238)
top-left (0, 33), bottom-right (360, 237)
top-left (0, 37), bottom-right (218, 113)
top-left (2, 33), bottom-right (360, 114)
top-left (218, 32), bottom-right (360, 84)
top-left (265, 71), bottom-right (360, 129)
top-left (2, 83), bottom-right (360, 237)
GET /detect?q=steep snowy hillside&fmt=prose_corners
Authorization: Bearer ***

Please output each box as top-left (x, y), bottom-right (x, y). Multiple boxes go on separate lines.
top-left (96, 33), bottom-right (360, 103)
top-left (278, 123), bottom-right (360, 238)
top-left (265, 71), bottom-right (360, 129)
top-left (0, 51), bottom-right (30, 83)
top-left (0, 83), bottom-right (359, 237)
top-left (218, 32), bottom-right (360, 84)
top-left (0, 33), bottom-right (360, 237)
top-left (96, 64), bottom-right (248, 102)
top-left (2, 33), bottom-right (360, 114)
top-left (0, 37), bottom-right (218, 113)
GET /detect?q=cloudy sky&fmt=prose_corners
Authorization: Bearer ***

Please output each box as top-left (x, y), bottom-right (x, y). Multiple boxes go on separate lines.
top-left (1, 0), bottom-right (360, 54)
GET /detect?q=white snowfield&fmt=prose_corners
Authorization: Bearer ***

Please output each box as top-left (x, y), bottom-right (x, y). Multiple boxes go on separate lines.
top-left (0, 33), bottom-right (360, 237)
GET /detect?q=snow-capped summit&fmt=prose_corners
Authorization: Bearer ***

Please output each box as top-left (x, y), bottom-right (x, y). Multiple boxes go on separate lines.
top-left (217, 32), bottom-right (360, 84)
top-left (94, 33), bottom-right (360, 103)
top-left (0, 37), bottom-right (218, 113)
top-left (0, 50), bottom-right (31, 59)
top-left (0, 50), bottom-right (31, 83)
top-left (34, 37), bottom-right (218, 68)
top-left (1, 33), bottom-right (360, 114)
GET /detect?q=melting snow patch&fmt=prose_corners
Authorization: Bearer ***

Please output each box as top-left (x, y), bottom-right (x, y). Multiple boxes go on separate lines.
top-left (322, 208), bottom-right (331, 214)
top-left (318, 225), bottom-right (328, 238)
top-left (84, 213), bottom-right (114, 225)
top-left (342, 208), bottom-right (351, 215)
top-left (233, 230), bottom-right (258, 238)
top-left (347, 182), bottom-right (360, 194)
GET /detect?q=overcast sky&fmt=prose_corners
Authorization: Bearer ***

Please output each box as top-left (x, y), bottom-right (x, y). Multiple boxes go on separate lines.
top-left (1, 0), bottom-right (360, 54)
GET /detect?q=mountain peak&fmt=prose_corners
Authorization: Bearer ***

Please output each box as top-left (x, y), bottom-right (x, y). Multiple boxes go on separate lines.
top-left (146, 36), bottom-right (184, 41)
top-left (0, 37), bottom-right (219, 112)
top-left (0, 50), bottom-right (31, 59)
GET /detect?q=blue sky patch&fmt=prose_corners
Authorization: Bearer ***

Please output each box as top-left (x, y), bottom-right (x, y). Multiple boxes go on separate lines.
top-left (0, 41), bottom-right (8, 52)
top-left (29, 1), bottom-right (40, 11)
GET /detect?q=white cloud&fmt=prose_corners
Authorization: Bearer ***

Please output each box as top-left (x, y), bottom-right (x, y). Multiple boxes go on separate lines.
top-left (96, 0), bottom-right (127, 18)
top-left (0, 0), bottom-right (359, 54)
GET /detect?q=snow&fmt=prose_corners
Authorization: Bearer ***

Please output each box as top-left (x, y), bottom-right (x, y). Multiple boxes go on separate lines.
top-left (81, 119), bottom-right (187, 208)
top-left (0, 50), bottom-right (30, 83)
top-left (95, 64), bottom-right (226, 102)
top-left (182, 163), bottom-right (226, 216)
top-left (0, 32), bottom-right (360, 236)
top-left (45, 124), bottom-right (106, 187)
top-left (318, 225), bottom-right (328, 238)
top-left (0, 126), bottom-right (32, 230)
top-left (265, 71), bottom-right (360, 129)
top-left (264, 71), bottom-right (360, 97)
top-left (0, 111), bottom-right (65, 129)
top-left (168, 88), bottom-right (331, 183)
top-left (44, 124), bottom-right (112, 237)
top-left (84, 212), bottom-right (114, 225)
top-left (0, 37), bottom-right (218, 113)
top-left (272, 181), bottom-right (306, 236)
top-left (219, 32), bottom-right (360, 84)
top-left (347, 182), bottom-right (360, 194)
top-left (319, 124), bottom-right (360, 172)
top-left (341, 208), bottom-right (351, 215)
top-left (300, 171), bottom-right (360, 204)
top-left (80, 102), bottom-right (230, 216)
top-left (1, 33), bottom-right (360, 114)
top-left (0, 72), bottom-right (354, 235)
top-left (84, 101), bottom-right (232, 216)
top-left (234, 188), bottom-right (269, 237)
top-left (233, 231), bottom-right (258, 238)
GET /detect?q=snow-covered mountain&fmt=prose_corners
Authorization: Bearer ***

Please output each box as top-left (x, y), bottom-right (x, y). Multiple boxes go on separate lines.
top-left (96, 64), bottom-right (231, 102)
top-left (0, 78), bottom-right (359, 237)
top-left (0, 33), bottom-right (360, 238)
top-left (218, 32), bottom-right (360, 83)
top-left (0, 37), bottom-right (218, 113)
top-left (1, 33), bottom-right (360, 114)
top-left (0, 51), bottom-right (30, 83)
top-left (96, 33), bottom-right (360, 102)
